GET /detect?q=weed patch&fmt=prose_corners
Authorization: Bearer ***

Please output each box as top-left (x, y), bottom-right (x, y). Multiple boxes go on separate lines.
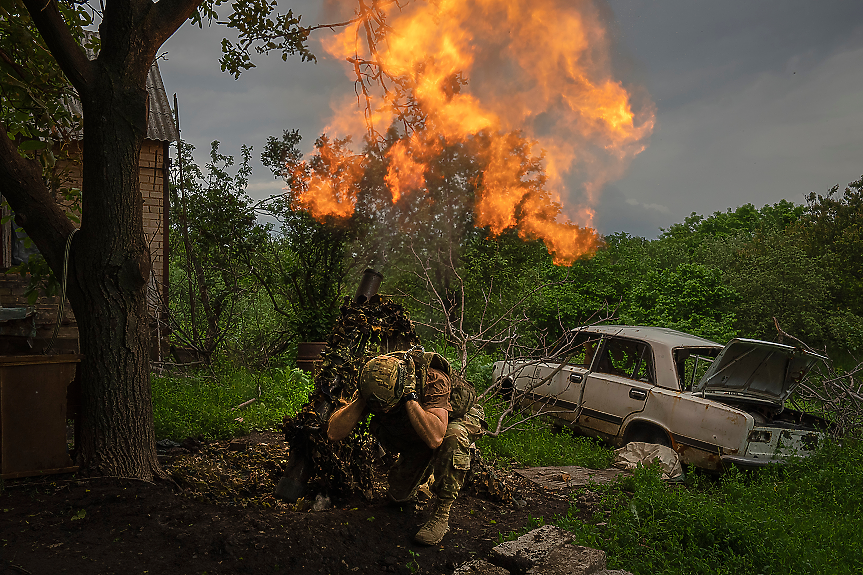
top-left (152, 365), bottom-right (313, 441)
top-left (477, 398), bottom-right (614, 469)
top-left (557, 439), bottom-right (863, 574)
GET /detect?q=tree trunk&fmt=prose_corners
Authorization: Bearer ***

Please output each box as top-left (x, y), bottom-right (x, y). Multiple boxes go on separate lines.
top-left (7, 0), bottom-right (202, 480)
top-left (63, 61), bottom-right (163, 479)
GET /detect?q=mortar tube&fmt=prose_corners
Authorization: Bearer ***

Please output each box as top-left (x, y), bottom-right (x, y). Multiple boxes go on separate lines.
top-left (354, 268), bottom-right (383, 304)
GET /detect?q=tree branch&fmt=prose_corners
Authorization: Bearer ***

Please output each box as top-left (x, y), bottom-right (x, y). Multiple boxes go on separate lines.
top-left (145, 0), bottom-right (205, 50)
top-left (0, 121), bottom-right (75, 270)
top-left (21, 0), bottom-right (93, 93)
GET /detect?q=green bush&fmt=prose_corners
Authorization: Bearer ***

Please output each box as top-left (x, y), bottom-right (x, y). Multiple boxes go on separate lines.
top-left (152, 365), bottom-right (313, 441)
top-left (558, 438), bottom-right (863, 574)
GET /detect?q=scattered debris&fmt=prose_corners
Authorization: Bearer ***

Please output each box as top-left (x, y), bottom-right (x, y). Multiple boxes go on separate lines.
top-left (612, 442), bottom-right (683, 481)
top-left (168, 440), bottom-right (290, 508)
top-left (312, 493), bottom-right (332, 511)
top-left (514, 466), bottom-right (630, 490)
top-left (228, 439), bottom-right (248, 452)
top-left (231, 398), bottom-right (257, 411)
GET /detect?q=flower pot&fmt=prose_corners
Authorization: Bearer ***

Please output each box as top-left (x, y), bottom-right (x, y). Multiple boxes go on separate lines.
top-left (296, 342), bottom-right (327, 375)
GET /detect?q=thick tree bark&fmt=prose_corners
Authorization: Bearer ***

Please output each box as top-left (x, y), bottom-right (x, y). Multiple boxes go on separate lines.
top-left (68, 58), bottom-right (162, 479)
top-left (1, 0), bottom-right (202, 480)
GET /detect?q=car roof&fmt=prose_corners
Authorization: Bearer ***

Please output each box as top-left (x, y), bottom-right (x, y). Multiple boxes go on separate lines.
top-left (572, 325), bottom-right (723, 349)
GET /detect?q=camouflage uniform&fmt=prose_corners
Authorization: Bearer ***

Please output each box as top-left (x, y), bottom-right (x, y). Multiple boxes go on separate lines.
top-left (370, 368), bottom-right (485, 504)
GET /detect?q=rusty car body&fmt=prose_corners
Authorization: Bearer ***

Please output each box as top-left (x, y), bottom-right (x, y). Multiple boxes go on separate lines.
top-left (492, 325), bottom-right (829, 470)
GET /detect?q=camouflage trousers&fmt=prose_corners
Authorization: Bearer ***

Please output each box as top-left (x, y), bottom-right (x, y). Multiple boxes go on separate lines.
top-left (374, 404), bottom-right (485, 503)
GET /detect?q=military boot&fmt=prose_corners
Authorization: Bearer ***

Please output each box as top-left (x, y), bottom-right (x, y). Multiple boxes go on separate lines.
top-left (414, 498), bottom-right (454, 545)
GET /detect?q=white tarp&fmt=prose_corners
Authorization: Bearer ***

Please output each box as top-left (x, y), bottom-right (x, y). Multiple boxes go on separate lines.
top-left (613, 442), bottom-right (684, 480)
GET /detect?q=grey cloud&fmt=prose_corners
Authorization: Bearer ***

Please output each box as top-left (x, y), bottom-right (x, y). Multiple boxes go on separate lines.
top-left (592, 185), bottom-right (670, 239)
top-left (156, 1), bottom-right (863, 235)
top-left (610, 40), bottom-right (863, 225)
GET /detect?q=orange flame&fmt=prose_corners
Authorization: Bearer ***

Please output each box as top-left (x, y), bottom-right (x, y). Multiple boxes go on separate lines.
top-left (383, 138), bottom-right (427, 203)
top-left (313, 0), bottom-right (654, 264)
top-left (291, 137), bottom-right (363, 219)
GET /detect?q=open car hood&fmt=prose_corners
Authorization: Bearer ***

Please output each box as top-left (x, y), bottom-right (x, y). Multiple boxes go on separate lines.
top-left (693, 338), bottom-right (827, 406)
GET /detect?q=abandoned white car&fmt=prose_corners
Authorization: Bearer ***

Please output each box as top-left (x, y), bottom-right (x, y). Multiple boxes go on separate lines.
top-left (492, 325), bottom-right (829, 470)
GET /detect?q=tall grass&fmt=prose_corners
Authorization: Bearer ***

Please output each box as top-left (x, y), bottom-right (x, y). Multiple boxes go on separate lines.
top-left (477, 396), bottom-right (615, 469)
top-left (557, 438), bottom-right (863, 574)
top-left (152, 365), bottom-right (313, 441)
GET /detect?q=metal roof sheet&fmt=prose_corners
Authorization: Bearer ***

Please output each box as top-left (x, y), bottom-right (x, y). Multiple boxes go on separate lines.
top-left (144, 60), bottom-right (179, 142)
top-left (64, 41), bottom-right (178, 142)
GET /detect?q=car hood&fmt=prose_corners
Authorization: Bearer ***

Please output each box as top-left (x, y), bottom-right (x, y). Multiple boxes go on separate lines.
top-left (693, 338), bottom-right (827, 406)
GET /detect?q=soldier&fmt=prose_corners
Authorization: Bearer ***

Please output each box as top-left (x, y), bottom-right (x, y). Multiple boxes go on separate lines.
top-left (327, 349), bottom-right (484, 545)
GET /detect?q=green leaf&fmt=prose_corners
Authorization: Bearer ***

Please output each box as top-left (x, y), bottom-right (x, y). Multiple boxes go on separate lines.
top-left (17, 139), bottom-right (48, 152)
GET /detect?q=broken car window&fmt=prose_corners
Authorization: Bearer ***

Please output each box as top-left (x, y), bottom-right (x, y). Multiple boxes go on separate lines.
top-left (595, 338), bottom-right (653, 382)
top-left (674, 347), bottom-right (721, 391)
top-left (555, 331), bottom-right (602, 368)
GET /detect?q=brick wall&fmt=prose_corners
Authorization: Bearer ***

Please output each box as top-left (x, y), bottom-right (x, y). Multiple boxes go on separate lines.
top-left (140, 140), bottom-right (167, 301)
top-left (0, 139), bottom-right (169, 354)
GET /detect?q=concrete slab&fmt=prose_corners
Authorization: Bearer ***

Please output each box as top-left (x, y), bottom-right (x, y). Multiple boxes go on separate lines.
top-left (533, 543), bottom-right (606, 575)
top-left (489, 525), bottom-right (573, 573)
top-left (513, 466), bottom-right (629, 490)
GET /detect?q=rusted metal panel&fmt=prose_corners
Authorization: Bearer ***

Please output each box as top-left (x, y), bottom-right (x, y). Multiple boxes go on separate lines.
top-left (0, 354), bottom-right (81, 478)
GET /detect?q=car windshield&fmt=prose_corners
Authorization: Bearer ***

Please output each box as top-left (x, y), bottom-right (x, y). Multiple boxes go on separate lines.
top-left (675, 347), bottom-right (721, 391)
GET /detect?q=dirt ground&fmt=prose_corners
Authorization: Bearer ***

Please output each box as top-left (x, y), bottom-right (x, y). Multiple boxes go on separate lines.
top-left (0, 433), bottom-right (597, 575)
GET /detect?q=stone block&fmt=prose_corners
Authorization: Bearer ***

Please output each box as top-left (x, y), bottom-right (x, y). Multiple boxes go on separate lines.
top-left (533, 544), bottom-right (606, 575)
top-left (489, 525), bottom-right (573, 574)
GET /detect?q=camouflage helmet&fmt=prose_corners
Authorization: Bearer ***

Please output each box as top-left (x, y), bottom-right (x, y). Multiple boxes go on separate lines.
top-left (358, 354), bottom-right (414, 413)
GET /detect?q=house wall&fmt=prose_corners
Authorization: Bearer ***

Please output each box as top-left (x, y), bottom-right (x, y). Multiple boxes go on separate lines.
top-left (141, 139), bottom-right (168, 298)
top-left (0, 140), bottom-right (169, 355)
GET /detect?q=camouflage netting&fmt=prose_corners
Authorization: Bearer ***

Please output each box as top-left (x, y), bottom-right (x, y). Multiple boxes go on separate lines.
top-left (281, 293), bottom-right (514, 504)
top-left (464, 446), bottom-right (514, 503)
top-left (281, 295), bottom-right (419, 500)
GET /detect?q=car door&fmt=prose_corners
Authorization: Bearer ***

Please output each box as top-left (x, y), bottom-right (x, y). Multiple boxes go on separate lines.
top-left (527, 334), bottom-right (600, 425)
top-left (577, 336), bottom-right (655, 438)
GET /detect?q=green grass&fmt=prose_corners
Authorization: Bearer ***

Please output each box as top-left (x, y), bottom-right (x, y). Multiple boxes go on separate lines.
top-left (460, 356), bottom-right (614, 470)
top-left (555, 438), bottom-right (863, 575)
top-left (476, 397), bottom-right (615, 470)
top-left (152, 364), bottom-right (313, 441)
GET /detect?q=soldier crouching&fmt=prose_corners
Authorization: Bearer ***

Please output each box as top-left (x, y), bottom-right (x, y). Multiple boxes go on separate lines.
top-left (327, 349), bottom-right (484, 546)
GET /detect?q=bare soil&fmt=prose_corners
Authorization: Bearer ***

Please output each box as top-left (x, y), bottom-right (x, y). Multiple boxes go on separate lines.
top-left (0, 433), bottom-right (594, 575)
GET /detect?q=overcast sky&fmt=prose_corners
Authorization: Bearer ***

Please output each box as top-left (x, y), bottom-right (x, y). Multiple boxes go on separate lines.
top-left (158, 0), bottom-right (863, 239)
